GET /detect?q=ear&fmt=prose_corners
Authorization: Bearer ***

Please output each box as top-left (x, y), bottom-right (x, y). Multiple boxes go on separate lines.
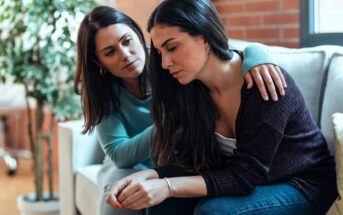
top-left (204, 40), bottom-right (210, 55)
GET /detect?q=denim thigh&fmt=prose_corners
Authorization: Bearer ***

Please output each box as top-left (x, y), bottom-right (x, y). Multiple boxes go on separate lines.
top-left (194, 183), bottom-right (320, 215)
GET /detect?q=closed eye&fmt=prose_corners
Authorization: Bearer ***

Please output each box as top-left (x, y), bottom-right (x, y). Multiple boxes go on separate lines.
top-left (167, 46), bottom-right (177, 52)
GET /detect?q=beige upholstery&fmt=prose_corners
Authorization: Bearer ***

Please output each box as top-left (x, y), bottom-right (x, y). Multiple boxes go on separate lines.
top-left (327, 113), bottom-right (343, 215)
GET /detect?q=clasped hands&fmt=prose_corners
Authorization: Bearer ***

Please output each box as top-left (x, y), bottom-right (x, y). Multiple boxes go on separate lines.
top-left (106, 169), bottom-right (171, 210)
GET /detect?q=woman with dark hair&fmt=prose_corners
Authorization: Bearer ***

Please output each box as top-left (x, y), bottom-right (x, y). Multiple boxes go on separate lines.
top-left (105, 1), bottom-right (337, 215)
top-left (76, 5), bottom-right (288, 215)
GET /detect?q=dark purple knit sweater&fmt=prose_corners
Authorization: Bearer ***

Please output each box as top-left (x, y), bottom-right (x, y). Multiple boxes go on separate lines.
top-left (154, 70), bottom-right (338, 214)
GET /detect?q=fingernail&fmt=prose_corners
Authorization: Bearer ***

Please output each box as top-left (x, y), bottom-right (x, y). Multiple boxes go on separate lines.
top-left (273, 96), bottom-right (278, 101)
top-left (264, 96), bottom-right (269, 101)
top-left (117, 204), bottom-right (123, 209)
top-left (281, 90), bottom-right (285, 96)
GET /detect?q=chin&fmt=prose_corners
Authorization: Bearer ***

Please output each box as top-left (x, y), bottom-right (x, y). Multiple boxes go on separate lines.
top-left (177, 77), bottom-right (192, 85)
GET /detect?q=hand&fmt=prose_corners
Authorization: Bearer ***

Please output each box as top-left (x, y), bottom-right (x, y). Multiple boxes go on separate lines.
top-left (117, 179), bottom-right (170, 210)
top-left (245, 64), bottom-right (287, 101)
top-left (106, 177), bottom-right (132, 209)
top-left (106, 169), bottom-right (159, 209)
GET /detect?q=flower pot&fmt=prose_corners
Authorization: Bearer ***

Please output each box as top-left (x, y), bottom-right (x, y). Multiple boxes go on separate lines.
top-left (17, 193), bottom-right (59, 215)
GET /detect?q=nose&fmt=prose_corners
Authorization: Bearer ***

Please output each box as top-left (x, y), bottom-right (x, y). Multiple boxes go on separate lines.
top-left (161, 53), bottom-right (172, 70)
top-left (119, 46), bottom-right (131, 61)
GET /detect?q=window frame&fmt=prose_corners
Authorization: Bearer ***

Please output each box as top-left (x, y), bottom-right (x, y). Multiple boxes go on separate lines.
top-left (300, 0), bottom-right (343, 47)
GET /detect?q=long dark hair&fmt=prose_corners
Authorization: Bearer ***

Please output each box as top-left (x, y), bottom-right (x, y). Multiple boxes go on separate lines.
top-left (74, 6), bottom-right (149, 134)
top-left (148, 0), bottom-right (233, 173)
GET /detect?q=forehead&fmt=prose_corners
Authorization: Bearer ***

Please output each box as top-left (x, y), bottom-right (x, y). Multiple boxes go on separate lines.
top-left (96, 23), bottom-right (135, 41)
top-left (150, 25), bottom-right (185, 46)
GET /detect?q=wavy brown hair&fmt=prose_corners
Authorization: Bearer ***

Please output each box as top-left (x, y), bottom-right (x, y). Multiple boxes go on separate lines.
top-left (148, 0), bottom-right (233, 173)
top-left (74, 6), bottom-right (149, 134)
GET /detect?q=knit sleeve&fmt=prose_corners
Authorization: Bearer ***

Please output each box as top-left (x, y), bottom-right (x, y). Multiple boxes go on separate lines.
top-left (202, 71), bottom-right (301, 196)
top-left (95, 114), bottom-right (153, 168)
top-left (241, 43), bottom-right (277, 74)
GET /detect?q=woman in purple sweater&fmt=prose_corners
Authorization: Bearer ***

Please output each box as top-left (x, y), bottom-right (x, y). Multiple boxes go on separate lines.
top-left (105, 0), bottom-right (338, 214)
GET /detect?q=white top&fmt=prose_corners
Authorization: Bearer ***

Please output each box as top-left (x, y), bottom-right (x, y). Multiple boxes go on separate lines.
top-left (215, 132), bottom-right (237, 156)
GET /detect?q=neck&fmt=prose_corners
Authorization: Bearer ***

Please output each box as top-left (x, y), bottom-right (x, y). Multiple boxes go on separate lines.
top-left (197, 51), bottom-right (244, 95)
top-left (122, 78), bottom-right (142, 98)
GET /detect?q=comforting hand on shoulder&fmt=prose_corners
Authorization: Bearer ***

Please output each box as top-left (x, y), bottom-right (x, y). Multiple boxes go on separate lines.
top-left (245, 64), bottom-right (286, 101)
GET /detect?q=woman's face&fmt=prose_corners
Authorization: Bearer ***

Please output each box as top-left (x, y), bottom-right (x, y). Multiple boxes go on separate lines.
top-left (150, 24), bottom-right (209, 85)
top-left (95, 24), bottom-right (146, 80)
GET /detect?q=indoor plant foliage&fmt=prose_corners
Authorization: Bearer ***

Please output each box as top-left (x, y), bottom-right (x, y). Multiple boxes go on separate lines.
top-left (0, 0), bottom-right (96, 202)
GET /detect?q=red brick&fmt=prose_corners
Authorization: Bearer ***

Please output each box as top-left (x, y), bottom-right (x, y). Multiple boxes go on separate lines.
top-left (263, 13), bottom-right (299, 25)
top-left (225, 15), bottom-right (262, 26)
top-left (282, 27), bottom-right (299, 38)
top-left (216, 3), bottom-right (243, 14)
top-left (246, 28), bottom-right (279, 39)
top-left (227, 29), bottom-right (246, 39)
top-left (246, 1), bottom-right (279, 12)
top-left (283, 0), bottom-right (300, 10)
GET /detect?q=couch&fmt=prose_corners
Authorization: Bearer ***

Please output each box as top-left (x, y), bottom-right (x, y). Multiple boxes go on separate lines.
top-left (58, 40), bottom-right (343, 215)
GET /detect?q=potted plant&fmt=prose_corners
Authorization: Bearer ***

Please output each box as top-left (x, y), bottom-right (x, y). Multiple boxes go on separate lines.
top-left (0, 0), bottom-right (95, 214)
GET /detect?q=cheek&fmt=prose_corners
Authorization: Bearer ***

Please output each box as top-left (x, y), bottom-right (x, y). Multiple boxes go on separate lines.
top-left (135, 43), bottom-right (146, 61)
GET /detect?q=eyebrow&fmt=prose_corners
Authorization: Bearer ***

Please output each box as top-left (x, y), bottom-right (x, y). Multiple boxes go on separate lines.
top-left (100, 33), bottom-right (129, 53)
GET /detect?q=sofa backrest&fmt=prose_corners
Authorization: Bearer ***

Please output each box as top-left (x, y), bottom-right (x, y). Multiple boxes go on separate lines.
top-left (229, 39), bottom-right (343, 155)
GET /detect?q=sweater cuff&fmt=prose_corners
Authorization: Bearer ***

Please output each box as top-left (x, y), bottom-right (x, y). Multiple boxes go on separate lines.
top-left (242, 43), bottom-right (276, 74)
top-left (200, 172), bottom-right (216, 196)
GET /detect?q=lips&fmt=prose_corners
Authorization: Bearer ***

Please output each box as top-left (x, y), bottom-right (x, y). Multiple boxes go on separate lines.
top-left (170, 70), bottom-right (181, 75)
top-left (122, 59), bottom-right (138, 70)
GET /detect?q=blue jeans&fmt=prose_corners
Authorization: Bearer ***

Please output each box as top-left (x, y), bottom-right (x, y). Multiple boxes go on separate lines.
top-left (194, 183), bottom-right (320, 215)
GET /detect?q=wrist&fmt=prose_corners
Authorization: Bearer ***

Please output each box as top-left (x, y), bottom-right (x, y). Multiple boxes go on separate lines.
top-left (164, 177), bottom-right (173, 197)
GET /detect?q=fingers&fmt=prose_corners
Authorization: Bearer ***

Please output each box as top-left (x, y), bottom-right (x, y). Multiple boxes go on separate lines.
top-left (106, 178), bottom-right (132, 209)
top-left (268, 65), bottom-right (285, 96)
top-left (121, 188), bottom-right (145, 208)
top-left (251, 67), bottom-right (269, 101)
top-left (106, 190), bottom-right (123, 208)
top-left (260, 65), bottom-right (278, 101)
top-left (117, 183), bottom-right (140, 203)
top-left (126, 198), bottom-right (151, 210)
top-left (275, 66), bottom-right (287, 88)
top-left (244, 72), bottom-right (254, 89)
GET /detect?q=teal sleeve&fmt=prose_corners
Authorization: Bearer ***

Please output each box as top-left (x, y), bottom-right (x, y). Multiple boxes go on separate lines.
top-left (95, 114), bottom-right (153, 168)
top-left (241, 43), bottom-right (276, 74)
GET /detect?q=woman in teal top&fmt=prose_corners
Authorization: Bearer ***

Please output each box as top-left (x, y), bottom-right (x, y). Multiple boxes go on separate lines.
top-left (74, 6), bottom-right (286, 215)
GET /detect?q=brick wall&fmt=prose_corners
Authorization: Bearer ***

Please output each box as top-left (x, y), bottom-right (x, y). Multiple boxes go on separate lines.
top-left (111, 0), bottom-right (300, 48)
top-left (112, 0), bottom-right (162, 42)
top-left (213, 0), bottom-right (300, 48)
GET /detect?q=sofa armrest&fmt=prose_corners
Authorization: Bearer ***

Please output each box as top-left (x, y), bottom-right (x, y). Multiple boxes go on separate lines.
top-left (58, 120), bottom-right (104, 215)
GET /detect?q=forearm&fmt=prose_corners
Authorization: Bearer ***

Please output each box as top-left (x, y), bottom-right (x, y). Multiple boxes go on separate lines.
top-left (99, 125), bottom-right (153, 168)
top-left (167, 176), bottom-right (207, 198)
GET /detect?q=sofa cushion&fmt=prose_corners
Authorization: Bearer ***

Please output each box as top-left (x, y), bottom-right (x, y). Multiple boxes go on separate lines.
top-left (75, 165), bottom-right (102, 215)
top-left (320, 54), bottom-right (343, 154)
top-left (327, 113), bottom-right (343, 215)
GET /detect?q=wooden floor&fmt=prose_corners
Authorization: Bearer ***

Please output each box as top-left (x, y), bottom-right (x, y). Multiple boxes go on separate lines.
top-left (0, 157), bottom-right (59, 215)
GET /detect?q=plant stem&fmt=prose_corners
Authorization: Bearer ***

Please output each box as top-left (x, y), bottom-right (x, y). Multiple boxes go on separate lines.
top-left (46, 113), bottom-right (55, 200)
top-left (35, 99), bottom-right (44, 201)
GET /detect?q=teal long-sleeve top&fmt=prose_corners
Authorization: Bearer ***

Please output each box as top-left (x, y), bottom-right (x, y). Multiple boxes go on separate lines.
top-left (95, 43), bottom-right (275, 168)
